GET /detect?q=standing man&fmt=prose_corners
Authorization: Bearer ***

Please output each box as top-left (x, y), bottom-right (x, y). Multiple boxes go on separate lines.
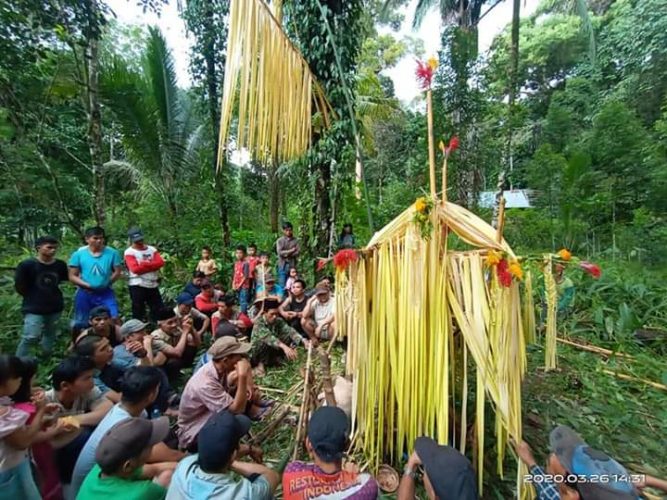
top-left (231, 245), bottom-right (250, 314)
top-left (124, 227), bottom-right (165, 322)
top-left (15, 235), bottom-right (69, 357)
top-left (276, 222), bottom-right (299, 288)
top-left (69, 227), bottom-right (123, 330)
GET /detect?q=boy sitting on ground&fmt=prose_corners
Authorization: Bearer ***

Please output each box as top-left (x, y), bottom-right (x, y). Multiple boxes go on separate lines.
top-left (74, 334), bottom-right (123, 403)
top-left (45, 356), bottom-right (114, 491)
top-left (77, 417), bottom-right (174, 500)
top-left (182, 271), bottom-right (206, 299)
top-left (71, 367), bottom-right (184, 496)
top-left (212, 294), bottom-right (252, 338)
top-left (73, 305), bottom-right (122, 348)
top-left (283, 406), bottom-right (379, 499)
top-left (177, 337), bottom-right (267, 452)
top-left (174, 293), bottom-right (209, 340)
top-left (194, 279), bottom-right (222, 316)
top-left (168, 410), bottom-right (278, 499)
top-left (250, 298), bottom-right (309, 374)
top-left (279, 279), bottom-right (309, 339)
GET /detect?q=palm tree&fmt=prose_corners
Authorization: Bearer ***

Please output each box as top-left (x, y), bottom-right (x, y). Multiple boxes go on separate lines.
top-left (537, 0), bottom-right (597, 62)
top-left (100, 27), bottom-right (203, 226)
top-left (412, 0), bottom-right (489, 30)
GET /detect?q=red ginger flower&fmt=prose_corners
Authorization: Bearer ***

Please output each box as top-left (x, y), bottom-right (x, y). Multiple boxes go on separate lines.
top-left (316, 258), bottom-right (329, 272)
top-left (332, 249), bottom-right (358, 272)
top-left (579, 261), bottom-right (601, 279)
top-left (497, 258), bottom-right (512, 288)
top-left (415, 59), bottom-right (435, 90)
top-left (447, 136), bottom-right (459, 153)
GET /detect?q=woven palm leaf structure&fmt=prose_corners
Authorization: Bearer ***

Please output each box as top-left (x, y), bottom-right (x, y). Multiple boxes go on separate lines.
top-left (335, 200), bottom-right (534, 498)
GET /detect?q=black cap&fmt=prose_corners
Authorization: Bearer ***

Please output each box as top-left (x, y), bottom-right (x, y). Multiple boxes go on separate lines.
top-left (89, 306), bottom-right (111, 319)
top-left (198, 410), bottom-right (252, 472)
top-left (414, 437), bottom-right (478, 500)
top-left (155, 307), bottom-right (177, 322)
top-left (214, 321), bottom-right (240, 339)
top-left (282, 221), bottom-right (293, 229)
top-left (307, 406), bottom-right (349, 462)
top-left (127, 227), bottom-right (144, 243)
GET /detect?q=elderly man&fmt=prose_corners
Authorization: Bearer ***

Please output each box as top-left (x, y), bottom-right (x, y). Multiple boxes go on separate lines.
top-left (177, 337), bottom-right (266, 452)
top-left (301, 287), bottom-right (336, 342)
top-left (149, 307), bottom-right (200, 383)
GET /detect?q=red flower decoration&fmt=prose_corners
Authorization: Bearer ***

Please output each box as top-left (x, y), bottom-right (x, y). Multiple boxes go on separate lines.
top-left (316, 258), bottom-right (329, 272)
top-left (497, 258), bottom-right (512, 288)
top-left (579, 261), bottom-right (601, 279)
top-left (447, 136), bottom-right (459, 154)
top-left (332, 249), bottom-right (358, 272)
top-left (415, 60), bottom-right (435, 90)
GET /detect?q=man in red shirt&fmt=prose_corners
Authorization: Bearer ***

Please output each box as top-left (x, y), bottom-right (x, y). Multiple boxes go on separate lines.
top-left (232, 245), bottom-right (250, 313)
top-left (124, 227), bottom-right (165, 322)
top-left (195, 279), bottom-right (221, 316)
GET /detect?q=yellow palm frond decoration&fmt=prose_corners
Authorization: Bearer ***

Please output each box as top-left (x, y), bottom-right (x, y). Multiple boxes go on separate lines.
top-left (217, 0), bottom-right (333, 167)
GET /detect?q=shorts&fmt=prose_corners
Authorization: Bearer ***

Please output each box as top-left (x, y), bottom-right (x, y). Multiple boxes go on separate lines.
top-left (73, 288), bottom-right (119, 329)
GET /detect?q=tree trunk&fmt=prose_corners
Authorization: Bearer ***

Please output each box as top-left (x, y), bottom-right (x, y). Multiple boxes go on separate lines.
top-left (493, 0), bottom-right (520, 228)
top-left (313, 159), bottom-right (332, 259)
top-left (203, 0), bottom-right (230, 246)
top-left (268, 163), bottom-right (280, 233)
top-left (86, 0), bottom-right (104, 226)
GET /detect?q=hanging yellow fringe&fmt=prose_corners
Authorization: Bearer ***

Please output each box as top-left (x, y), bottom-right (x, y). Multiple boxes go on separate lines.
top-left (340, 202), bottom-right (532, 498)
top-left (217, 0), bottom-right (333, 167)
top-left (544, 255), bottom-right (558, 370)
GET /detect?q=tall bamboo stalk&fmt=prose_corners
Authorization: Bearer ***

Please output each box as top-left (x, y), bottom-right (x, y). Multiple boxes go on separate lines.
top-left (427, 89), bottom-right (436, 199)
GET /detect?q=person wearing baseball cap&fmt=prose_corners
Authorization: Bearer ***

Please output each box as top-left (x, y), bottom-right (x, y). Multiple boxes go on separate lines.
top-left (250, 296), bottom-right (309, 374)
top-left (167, 410), bottom-right (279, 499)
top-left (397, 436), bottom-right (478, 500)
top-left (111, 319), bottom-right (151, 371)
top-left (177, 336), bottom-right (267, 451)
top-left (124, 227), bottom-right (165, 323)
top-left (515, 425), bottom-right (644, 500)
top-left (77, 416), bottom-right (173, 500)
top-left (283, 406), bottom-right (379, 499)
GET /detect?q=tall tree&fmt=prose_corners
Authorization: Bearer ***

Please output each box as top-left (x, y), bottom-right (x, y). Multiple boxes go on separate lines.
top-left (182, 0), bottom-right (231, 245)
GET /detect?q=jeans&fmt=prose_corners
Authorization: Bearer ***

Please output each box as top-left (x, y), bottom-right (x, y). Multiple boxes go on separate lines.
top-left (128, 285), bottom-right (164, 322)
top-left (73, 288), bottom-right (119, 330)
top-left (0, 458), bottom-right (41, 500)
top-left (238, 288), bottom-right (249, 314)
top-left (16, 312), bottom-right (61, 357)
top-left (277, 262), bottom-right (290, 288)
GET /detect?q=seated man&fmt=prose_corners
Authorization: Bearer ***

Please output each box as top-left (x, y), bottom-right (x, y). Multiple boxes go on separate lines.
top-left (301, 287), bottom-right (336, 342)
top-left (283, 406), bottom-right (379, 499)
top-left (112, 319), bottom-right (156, 371)
top-left (174, 293), bottom-right (209, 340)
top-left (182, 270), bottom-right (205, 299)
top-left (279, 279), bottom-right (309, 339)
top-left (77, 417), bottom-right (174, 500)
top-left (71, 367), bottom-right (184, 496)
top-left (74, 334), bottom-right (123, 403)
top-left (177, 336), bottom-right (265, 452)
top-left (397, 437), bottom-right (477, 500)
top-left (149, 307), bottom-right (199, 383)
top-left (250, 298), bottom-right (309, 372)
top-left (212, 294), bottom-right (252, 337)
top-left (73, 305), bottom-right (122, 348)
top-left (514, 425), bottom-right (645, 500)
top-left (168, 410), bottom-right (278, 499)
top-left (45, 356), bottom-right (114, 488)
top-left (194, 279), bottom-right (222, 316)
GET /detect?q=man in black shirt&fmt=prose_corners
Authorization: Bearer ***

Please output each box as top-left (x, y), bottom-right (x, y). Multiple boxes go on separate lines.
top-left (278, 279), bottom-right (309, 339)
top-left (14, 235), bottom-right (69, 357)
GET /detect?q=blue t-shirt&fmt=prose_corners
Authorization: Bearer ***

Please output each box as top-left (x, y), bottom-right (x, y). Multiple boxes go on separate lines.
top-left (69, 246), bottom-right (122, 289)
top-left (111, 344), bottom-right (140, 371)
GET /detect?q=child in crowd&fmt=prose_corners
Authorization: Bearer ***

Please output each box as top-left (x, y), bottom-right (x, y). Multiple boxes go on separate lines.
top-left (246, 243), bottom-right (260, 289)
top-left (285, 267), bottom-right (299, 295)
top-left (231, 245), bottom-right (251, 314)
top-left (0, 354), bottom-right (59, 499)
top-left (194, 279), bottom-right (222, 316)
top-left (254, 252), bottom-right (272, 295)
top-left (196, 247), bottom-right (218, 278)
top-left (182, 271), bottom-right (206, 299)
top-left (211, 294), bottom-right (252, 338)
top-left (77, 417), bottom-right (173, 500)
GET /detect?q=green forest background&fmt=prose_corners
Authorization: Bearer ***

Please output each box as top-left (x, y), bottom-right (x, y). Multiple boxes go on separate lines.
top-left (1, 0), bottom-right (666, 495)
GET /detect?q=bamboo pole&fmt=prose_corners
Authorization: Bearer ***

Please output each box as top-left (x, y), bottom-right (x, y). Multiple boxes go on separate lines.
top-left (251, 406), bottom-right (291, 445)
top-left (496, 197), bottom-right (506, 243)
top-left (293, 344), bottom-right (313, 459)
top-left (439, 143), bottom-right (448, 205)
top-left (426, 89), bottom-right (436, 200)
top-left (602, 369), bottom-right (667, 391)
top-left (319, 348), bottom-right (337, 407)
top-left (557, 338), bottom-right (634, 359)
